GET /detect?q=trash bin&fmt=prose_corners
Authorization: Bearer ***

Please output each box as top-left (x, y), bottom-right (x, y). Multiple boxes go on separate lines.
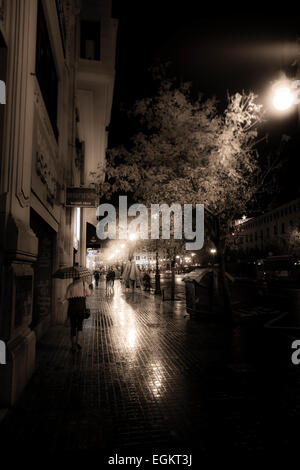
top-left (183, 267), bottom-right (233, 317)
top-left (183, 268), bottom-right (214, 316)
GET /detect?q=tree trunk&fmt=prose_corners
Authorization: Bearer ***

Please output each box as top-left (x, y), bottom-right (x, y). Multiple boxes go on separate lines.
top-left (215, 216), bottom-right (233, 325)
top-left (219, 248), bottom-right (233, 325)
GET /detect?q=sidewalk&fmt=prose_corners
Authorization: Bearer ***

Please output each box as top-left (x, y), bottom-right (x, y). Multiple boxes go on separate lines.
top-left (1, 280), bottom-right (299, 456)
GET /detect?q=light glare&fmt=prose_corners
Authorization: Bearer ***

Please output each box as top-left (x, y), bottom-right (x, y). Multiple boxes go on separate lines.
top-left (273, 87), bottom-right (293, 111)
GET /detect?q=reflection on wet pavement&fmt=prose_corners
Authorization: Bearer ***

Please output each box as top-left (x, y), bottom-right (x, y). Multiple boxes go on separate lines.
top-left (0, 279), bottom-right (284, 456)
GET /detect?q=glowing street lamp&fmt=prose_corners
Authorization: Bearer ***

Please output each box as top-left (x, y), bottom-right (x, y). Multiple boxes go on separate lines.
top-left (129, 233), bottom-right (137, 241)
top-left (128, 232), bottom-right (137, 260)
top-left (273, 86), bottom-right (293, 111)
top-left (271, 76), bottom-right (297, 112)
top-left (210, 248), bottom-right (217, 267)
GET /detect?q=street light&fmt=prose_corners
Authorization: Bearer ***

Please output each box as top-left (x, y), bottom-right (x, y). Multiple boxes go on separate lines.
top-left (128, 232), bottom-right (137, 260)
top-left (129, 233), bottom-right (137, 241)
top-left (273, 85), bottom-right (293, 111)
top-left (210, 248), bottom-right (217, 266)
top-left (271, 77), bottom-right (296, 112)
top-left (154, 240), bottom-right (161, 295)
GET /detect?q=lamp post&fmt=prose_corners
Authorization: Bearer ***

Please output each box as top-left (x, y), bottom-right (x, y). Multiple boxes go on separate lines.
top-left (154, 240), bottom-right (161, 295)
top-left (210, 248), bottom-right (217, 266)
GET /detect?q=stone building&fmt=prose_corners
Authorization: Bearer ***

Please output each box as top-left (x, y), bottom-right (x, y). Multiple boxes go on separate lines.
top-left (232, 197), bottom-right (300, 255)
top-left (0, 0), bottom-right (117, 407)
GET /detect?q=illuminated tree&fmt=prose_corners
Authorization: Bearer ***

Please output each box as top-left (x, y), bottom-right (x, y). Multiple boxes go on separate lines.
top-left (102, 71), bottom-right (275, 320)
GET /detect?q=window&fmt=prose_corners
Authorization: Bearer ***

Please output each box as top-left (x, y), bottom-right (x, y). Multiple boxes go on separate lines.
top-left (36, 1), bottom-right (59, 139)
top-left (274, 225), bottom-right (277, 235)
top-left (80, 20), bottom-right (101, 60)
top-left (282, 223), bottom-right (285, 234)
top-left (267, 227), bottom-right (270, 238)
top-left (255, 232), bottom-right (257, 241)
top-left (136, 256), bottom-right (140, 260)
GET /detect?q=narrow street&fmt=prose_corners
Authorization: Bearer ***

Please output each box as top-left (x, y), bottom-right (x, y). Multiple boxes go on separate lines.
top-left (1, 280), bottom-right (300, 458)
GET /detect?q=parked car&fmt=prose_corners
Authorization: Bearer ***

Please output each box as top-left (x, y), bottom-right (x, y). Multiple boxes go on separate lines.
top-left (256, 255), bottom-right (300, 281)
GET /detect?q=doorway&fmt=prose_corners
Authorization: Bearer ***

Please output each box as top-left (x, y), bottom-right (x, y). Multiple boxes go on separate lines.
top-left (30, 208), bottom-right (56, 339)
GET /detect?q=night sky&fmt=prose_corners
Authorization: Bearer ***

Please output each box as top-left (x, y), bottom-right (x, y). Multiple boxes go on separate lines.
top-left (109, 4), bottom-right (300, 205)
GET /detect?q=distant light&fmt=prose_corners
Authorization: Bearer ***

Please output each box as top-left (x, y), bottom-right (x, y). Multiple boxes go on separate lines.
top-left (121, 244), bottom-right (126, 248)
top-left (129, 233), bottom-right (137, 240)
top-left (273, 87), bottom-right (293, 111)
top-left (210, 248), bottom-right (217, 254)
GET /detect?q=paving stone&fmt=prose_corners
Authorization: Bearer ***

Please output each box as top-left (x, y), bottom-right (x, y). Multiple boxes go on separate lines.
top-left (1, 280), bottom-right (300, 457)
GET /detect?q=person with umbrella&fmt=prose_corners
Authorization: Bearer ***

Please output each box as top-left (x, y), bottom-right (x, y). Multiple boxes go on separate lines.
top-left (122, 258), bottom-right (142, 291)
top-left (53, 265), bottom-right (92, 352)
top-left (66, 275), bottom-right (91, 351)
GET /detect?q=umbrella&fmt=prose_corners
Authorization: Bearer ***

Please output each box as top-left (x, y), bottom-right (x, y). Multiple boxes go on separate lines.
top-left (52, 266), bottom-right (92, 280)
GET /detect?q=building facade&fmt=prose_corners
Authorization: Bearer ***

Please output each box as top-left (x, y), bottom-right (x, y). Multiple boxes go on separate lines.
top-left (134, 252), bottom-right (156, 269)
top-left (0, 0), bottom-right (117, 407)
top-left (233, 197), bottom-right (300, 255)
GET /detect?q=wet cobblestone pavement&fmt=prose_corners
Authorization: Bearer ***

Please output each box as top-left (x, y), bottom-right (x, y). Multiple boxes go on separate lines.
top-left (1, 281), bottom-right (300, 459)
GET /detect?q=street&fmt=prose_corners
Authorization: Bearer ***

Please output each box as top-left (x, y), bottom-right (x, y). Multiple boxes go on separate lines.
top-left (1, 280), bottom-right (300, 458)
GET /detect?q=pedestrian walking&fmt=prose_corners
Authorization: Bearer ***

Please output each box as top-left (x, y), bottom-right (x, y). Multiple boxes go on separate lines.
top-left (66, 277), bottom-right (91, 352)
top-left (110, 268), bottom-right (116, 286)
top-left (94, 270), bottom-right (100, 287)
top-left (122, 259), bottom-right (142, 291)
top-left (143, 271), bottom-right (151, 291)
top-left (106, 267), bottom-right (115, 295)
